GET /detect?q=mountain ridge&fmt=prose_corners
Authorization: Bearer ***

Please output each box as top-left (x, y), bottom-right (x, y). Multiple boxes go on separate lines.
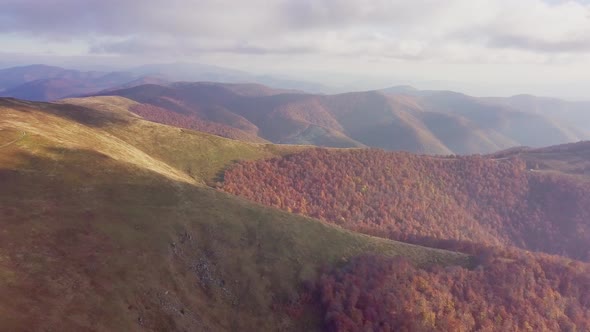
top-left (97, 82), bottom-right (589, 155)
top-left (0, 63), bottom-right (330, 101)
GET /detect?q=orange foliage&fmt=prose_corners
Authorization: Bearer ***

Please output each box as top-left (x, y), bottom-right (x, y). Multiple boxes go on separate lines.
top-left (318, 253), bottom-right (590, 332)
top-left (221, 149), bottom-right (590, 261)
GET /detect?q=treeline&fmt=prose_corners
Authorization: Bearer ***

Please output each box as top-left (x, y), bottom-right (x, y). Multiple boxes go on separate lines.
top-left (221, 149), bottom-right (590, 261)
top-left (318, 253), bottom-right (590, 332)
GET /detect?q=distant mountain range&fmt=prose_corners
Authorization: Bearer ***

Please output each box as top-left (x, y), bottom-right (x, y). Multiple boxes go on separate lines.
top-left (98, 82), bottom-right (590, 155)
top-left (0, 64), bottom-right (144, 101)
top-left (0, 63), bottom-right (330, 101)
top-left (130, 63), bottom-right (330, 93)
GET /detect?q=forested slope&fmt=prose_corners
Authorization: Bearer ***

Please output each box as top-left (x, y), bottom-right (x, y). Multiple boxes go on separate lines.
top-left (220, 147), bottom-right (590, 331)
top-left (318, 252), bottom-right (590, 331)
top-left (221, 149), bottom-right (590, 261)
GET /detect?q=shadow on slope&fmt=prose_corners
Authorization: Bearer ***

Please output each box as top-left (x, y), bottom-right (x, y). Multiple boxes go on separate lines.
top-left (1, 97), bottom-right (129, 128)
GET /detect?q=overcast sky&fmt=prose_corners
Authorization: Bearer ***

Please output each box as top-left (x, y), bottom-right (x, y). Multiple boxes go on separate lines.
top-left (1, 0), bottom-right (589, 98)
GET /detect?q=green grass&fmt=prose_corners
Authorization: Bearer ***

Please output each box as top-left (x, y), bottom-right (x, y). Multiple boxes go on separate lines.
top-left (0, 97), bottom-right (470, 331)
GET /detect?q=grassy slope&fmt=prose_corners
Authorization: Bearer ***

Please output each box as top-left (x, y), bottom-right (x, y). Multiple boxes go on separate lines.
top-left (0, 97), bottom-right (469, 331)
top-left (61, 96), bottom-right (306, 184)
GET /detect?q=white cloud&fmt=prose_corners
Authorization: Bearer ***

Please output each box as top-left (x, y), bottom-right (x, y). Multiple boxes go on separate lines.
top-left (1, 0), bottom-right (588, 57)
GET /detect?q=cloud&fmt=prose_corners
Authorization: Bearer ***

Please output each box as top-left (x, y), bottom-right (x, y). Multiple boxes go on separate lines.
top-left (278, 0), bottom-right (446, 29)
top-left (89, 37), bottom-right (316, 56)
top-left (1, 0), bottom-right (590, 61)
top-left (487, 34), bottom-right (590, 53)
top-left (450, 0), bottom-right (590, 53)
top-left (0, 0), bottom-right (282, 38)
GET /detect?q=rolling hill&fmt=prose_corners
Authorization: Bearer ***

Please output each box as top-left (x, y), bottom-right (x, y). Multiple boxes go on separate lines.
top-left (0, 96), bottom-right (471, 331)
top-left (99, 83), bottom-right (589, 155)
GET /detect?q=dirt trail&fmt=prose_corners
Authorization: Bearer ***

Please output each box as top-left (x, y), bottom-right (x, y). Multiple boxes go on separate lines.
top-left (0, 131), bottom-right (26, 149)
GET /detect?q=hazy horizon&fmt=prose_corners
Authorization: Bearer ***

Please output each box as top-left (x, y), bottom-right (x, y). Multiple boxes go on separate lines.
top-left (1, 0), bottom-right (590, 99)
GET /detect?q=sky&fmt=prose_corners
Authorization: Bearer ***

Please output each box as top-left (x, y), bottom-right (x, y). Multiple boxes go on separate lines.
top-left (1, 0), bottom-right (590, 98)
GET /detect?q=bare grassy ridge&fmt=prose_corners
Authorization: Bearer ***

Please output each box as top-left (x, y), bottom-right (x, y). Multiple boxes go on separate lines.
top-left (0, 97), bottom-right (469, 331)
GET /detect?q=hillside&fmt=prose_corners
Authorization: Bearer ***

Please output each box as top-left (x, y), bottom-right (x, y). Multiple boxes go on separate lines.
top-left (220, 148), bottom-right (590, 261)
top-left (100, 83), bottom-right (588, 155)
top-left (0, 97), bottom-right (470, 331)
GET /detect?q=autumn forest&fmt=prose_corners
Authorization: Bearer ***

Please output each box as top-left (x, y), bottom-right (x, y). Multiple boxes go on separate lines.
top-left (221, 148), bottom-right (590, 330)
